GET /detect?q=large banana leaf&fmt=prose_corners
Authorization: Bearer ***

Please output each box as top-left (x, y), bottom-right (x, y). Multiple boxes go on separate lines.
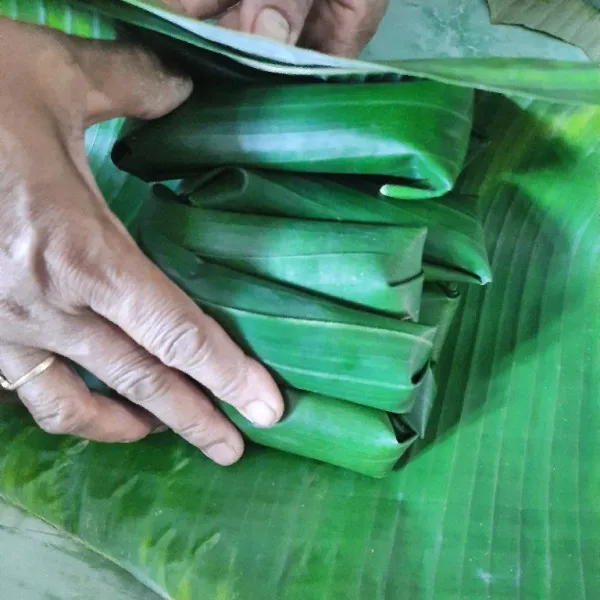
top-left (179, 167), bottom-right (492, 285)
top-left (114, 80), bottom-right (475, 199)
top-left (86, 0), bottom-right (600, 104)
top-left (2, 2), bottom-right (600, 598)
top-left (2, 78), bottom-right (599, 600)
top-left (142, 228), bottom-right (436, 412)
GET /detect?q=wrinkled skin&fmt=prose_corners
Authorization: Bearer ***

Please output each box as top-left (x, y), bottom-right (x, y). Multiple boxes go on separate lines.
top-left (0, 0), bottom-right (388, 465)
top-left (163, 0), bottom-right (390, 57)
top-left (0, 18), bottom-right (284, 465)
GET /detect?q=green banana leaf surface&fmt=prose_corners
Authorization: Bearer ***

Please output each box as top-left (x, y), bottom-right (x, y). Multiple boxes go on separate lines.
top-left (1, 2), bottom-right (600, 599)
top-left (86, 0), bottom-right (600, 104)
top-left (114, 80), bottom-right (475, 199)
top-left (147, 187), bottom-right (427, 317)
top-left (2, 78), bottom-right (599, 600)
top-left (142, 228), bottom-right (436, 413)
top-left (179, 167), bottom-right (492, 285)
top-left (419, 283), bottom-right (461, 363)
top-left (219, 389), bottom-right (417, 479)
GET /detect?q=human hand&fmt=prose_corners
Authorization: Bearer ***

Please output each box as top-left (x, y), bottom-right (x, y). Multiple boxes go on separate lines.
top-left (161, 0), bottom-right (390, 57)
top-left (0, 18), bottom-right (283, 465)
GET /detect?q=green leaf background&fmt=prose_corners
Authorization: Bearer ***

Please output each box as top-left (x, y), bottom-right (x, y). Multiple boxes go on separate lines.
top-left (0, 1), bottom-right (600, 598)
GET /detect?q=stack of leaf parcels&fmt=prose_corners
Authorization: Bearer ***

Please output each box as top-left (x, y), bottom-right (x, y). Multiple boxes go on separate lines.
top-left (114, 78), bottom-right (492, 477)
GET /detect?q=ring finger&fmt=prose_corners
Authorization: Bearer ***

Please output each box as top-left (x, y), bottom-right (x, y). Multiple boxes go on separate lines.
top-left (0, 344), bottom-right (156, 442)
top-left (52, 314), bottom-right (246, 466)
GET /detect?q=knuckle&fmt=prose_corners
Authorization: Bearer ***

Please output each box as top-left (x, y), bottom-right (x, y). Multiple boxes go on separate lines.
top-left (107, 353), bottom-right (171, 406)
top-left (154, 318), bottom-right (212, 370)
top-left (176, 408), bottom-right (221, 445)
top-left (34, 395), bottom-right (91, 435)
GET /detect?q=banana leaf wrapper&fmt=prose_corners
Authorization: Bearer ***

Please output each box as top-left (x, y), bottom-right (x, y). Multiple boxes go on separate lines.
top-left (418, 283), bottom-right (461, 362)
top-left (148, 187), bottom-right (426, 318)
top-left (140, 227), bottom-right (436, 412)
top-left (391, 286), bottom-right (459, 436)
top-left (220, 389), bottom-right (416, 478)
top-left (113, 80), bottom-right (475, 199)
top-left (398, 366), bottom-right (437, 437)
top-left (177, 167), bottom-right (491, 285)
top-left (77, 369), bottom-right (414, 478)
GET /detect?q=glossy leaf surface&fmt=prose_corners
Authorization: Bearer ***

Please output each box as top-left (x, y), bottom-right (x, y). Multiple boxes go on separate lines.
top-left (2, 83), bottom-right (599, 600)
top-left (115, 81), bottom-right (475, 199)
top-left (148, 187), bottom-right (426, 317)
top-left (88, 0), bottom-right (600, 104)
top-left (219, 389), bottom-right (416, 478)
top-left (182, 167), bottom-right (492, 285)
top-left (2, 2), bottom-right (600, 599)
top-left (141, 228), bottom-right (436, 412)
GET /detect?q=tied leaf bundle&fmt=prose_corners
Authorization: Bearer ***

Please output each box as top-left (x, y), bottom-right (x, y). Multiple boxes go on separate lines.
top-left (148, 186), bottom-right (427, 318)
top-left (141, 228), bottom-right (436, 414)
top-left (137, 96), bottom-right (489, 476)
top-left (178, 167), bottom-right (492, 285)
top-left (122, 68), bottom-right (491, 477)
top-left (95, 31), bottom-right (492, 478)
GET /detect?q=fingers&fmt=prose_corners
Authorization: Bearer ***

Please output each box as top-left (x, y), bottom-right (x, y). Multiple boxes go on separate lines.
top-left (65, 37), bottom-right (193, 124)
top-left (0, 344), bottom-right (155, 443)
top-left (88, 250), bottom-right (284, 429)
top-left (300, 0), bottom-right (389, 57)
top-left (238, 0), bottom-right (315, 45)
top-left (56, 314), bottom-right (246, 466)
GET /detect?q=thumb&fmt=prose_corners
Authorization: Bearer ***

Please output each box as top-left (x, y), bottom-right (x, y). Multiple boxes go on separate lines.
top-left (237, 0), bottom-right (315, 45)
top-left (68, 37), bottom-right (193, 124)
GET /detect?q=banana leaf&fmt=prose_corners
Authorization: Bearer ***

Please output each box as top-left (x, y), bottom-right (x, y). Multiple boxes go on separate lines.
top-left (113, 80), bottom-right (475, 199)
top-left (147, 186), bottom-right (426, 318)
top-left (419, 283), bottom-right (461, 363)
top-left (2, 83), bottom-right (596, 600)
top-left (488, 0), bottom-right (600, 62)
top-left (86, 0), bottom-right (600, 105)
top-left (219, 389), bottom-right (416, 478)
top-left (399, 367), bottom-right (437, 438)
top-left (179, 167), bottom-right (491, 285)
top-left (3, 2), bottom-right (600, 598)
top-left (141, 227), bottom-right (436, 412)
top-left (77, 368), bottom-right (416, 478)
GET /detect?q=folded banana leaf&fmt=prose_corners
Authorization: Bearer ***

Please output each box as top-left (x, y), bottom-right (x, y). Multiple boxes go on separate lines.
top-left (88, 0), bottom-right (600, 106)
top-left (399, 367), bottom-right (437, 437)
top-left (141, 227), bottom-right (436, 412)
top-left (148, 186), bottom-right (426, 318)
top-left (419, 283), bottom-right (461, 362)
top-left (219, 389), bottom-right (416, 478)
top-left (113, 80), bottom-right (475, 199)
top-left (178, 167), bottom-right (491, 284)
top-left (391, 286), bottom-right (459, 436)
top-left (77, 367), bottom-right (415, 478)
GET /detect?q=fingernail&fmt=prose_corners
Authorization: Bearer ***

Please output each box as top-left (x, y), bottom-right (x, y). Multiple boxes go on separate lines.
top-left (253, 8), bottom-right (291, 44)
top-left (152, 424), bottom-right (169, 435)
top-left (204, 442), bottom-right (241, 466)
top-left (244, 400), bottom-right (277, 427)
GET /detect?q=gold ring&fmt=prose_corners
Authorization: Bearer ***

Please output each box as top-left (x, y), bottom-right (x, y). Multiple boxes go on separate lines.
top-left (0, 356), bottom-right (56, 392)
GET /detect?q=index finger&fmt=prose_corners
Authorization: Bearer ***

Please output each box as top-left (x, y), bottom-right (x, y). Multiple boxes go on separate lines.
top-left (90, 249), bottom-right (284, 428)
